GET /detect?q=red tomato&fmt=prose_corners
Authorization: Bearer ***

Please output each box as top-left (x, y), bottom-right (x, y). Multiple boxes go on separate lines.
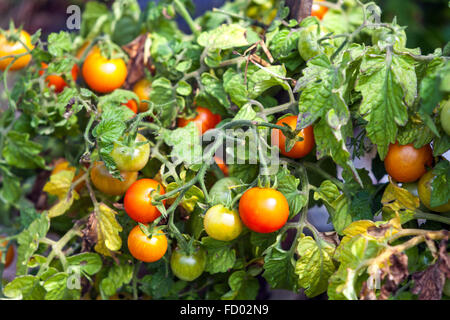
top-left (82, 47), bottom-right (127, 93)
top-left (238, 187), bottom-right (289, 233)
top-left (40, 62), bottom-right (79, 93)
top-left (271, 115), bottom-right (315, 158)
top-left (122, 99), bottom-right (138, 114)
top-left (127, 225), bottom-right (168, 262)
top-left (384, 142), bottom-right (433, 183)
top-left (124, 179), bottom-right (166, 223)
top-left (311, 0), bottom-right (328, 20)
top-left (177, 106), bottom-right (221, 135)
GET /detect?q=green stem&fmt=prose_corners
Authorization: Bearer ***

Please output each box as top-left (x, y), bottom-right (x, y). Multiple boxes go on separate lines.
top-left (174, 0), bottom-right (201, 37)
top-left (303, 161), bottom-right (345, 190)
top-left (414, 211), bottom-right (450, 225)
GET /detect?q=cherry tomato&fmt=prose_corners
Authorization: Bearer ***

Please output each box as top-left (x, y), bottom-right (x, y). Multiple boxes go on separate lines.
top-left (0, 29), bottom-right (34, 71)
top-left (239, 187), bottom-right (289, 233)
top-left (0, 238), bottom-right (14, 268)
top-left (52, 159), bottom-right (85, 192)
top-left (133, 78), bottom-right (152, 112)
top-left (170, 246), bottom-right (206, 281)
top-left (214, 156), bottom-right (228, 176)
top-left (90, 161), bottom-right (137, 196)
top-left (272, 115), bottom-right (315, 158)
top-left (311, 0), bottom-right (328, 20)
top-left (122, 99), bottom-right (138, 114)
top-left (127, 225), bottom-right (167, 262)
top-left (124, 179), bottom-right (165, 223)
top-left (82, 47), bottom-right (127, 93)
top-left (441, 101), bottom-right (450, 136)
top-left (384, 142), bottom-right (433, 183)
top-left (204, 204), bottom-right (243, 241)
top-left (110, 133), bottom-right (150, 172)
top-left (209, 177), bottom-right (241, 206)
top-left (418, 170), bottom-right (450, 213)
top-left (39, 62), bottom-right (79, 93)
top-left (177, 106), bottom-right (222, 135)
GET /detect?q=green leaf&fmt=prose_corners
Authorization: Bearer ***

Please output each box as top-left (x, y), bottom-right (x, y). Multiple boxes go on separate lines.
top-left (47, 32), bottom-right (73, 57)
top-left (202, 237), bottom-right (236, 274)
top-left (43, 272), bottom-right (79, 300)
top-left (99, 257), bottom-right (133, 297)
top-left (295, 236), bottom-right (336, 298)
top-left (176, 81), bottom-right (192, 96)
top-left (2, 131), bottom-right (45, 169)
top-left (247, 65), bottom-right (289, 99)
top-left (430, 161), bottom-right (450, 208)
top-left (148, 77), bottom-right (179, 126)
top-left (262, 245), bottom-right (297, 290)
top-left (223, 69), bottom-right (248, 107)
top-left (356, 51), bottom-right (416, 159)
top-left (3, 275), bottom-right (46, 300)
top-left (163, 122), bottom-right (202, 168)
top-left (16, 214), bottom-right (50, 275)
top-left (200, 73), bottom-right (231, 112)
top-left (275, 167), bottom-right (307, 218)
top-left (198, 24), bottom-right (259, 50)
top-left (66, 253), bottom-right (103, 276)
top-left (221, 270), bottom-right (259, 300)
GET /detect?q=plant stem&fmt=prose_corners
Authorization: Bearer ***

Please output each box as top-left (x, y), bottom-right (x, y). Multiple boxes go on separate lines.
top-left (174, 0), bottom-right (201, 37)
top-left (414, 211), bottom-right (450, 225)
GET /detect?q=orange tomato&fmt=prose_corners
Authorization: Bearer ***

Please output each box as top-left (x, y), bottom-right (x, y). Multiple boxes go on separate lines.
top-left (384, 142), bottom-right (433, 183)
top-left (271, 115), bottom-right (315, 158)
top-left (90, 161), bottom-right (137, 196)
top-left (239, 187), bottom-right (289, 233)
top-left (177, 106), bottom-right (222, 135)
top-left (311, 0), bottom-right (328, 20)
top-left (0, 238), bottom-right (14, 268)
top-left (124, 179), bottom-right (165, 223)
top-left (0, 29), bottom-right (34, 71)
top-left (127, 225), bottom-right (168, 262)
top-left (132, 78), bottom-right (152, 112)
top-left (82, 47), bottom-right (127, 93)
top-left (39, 62), bottom-right (79, 93)
top-left (214, 156), bottom-right (229, 176)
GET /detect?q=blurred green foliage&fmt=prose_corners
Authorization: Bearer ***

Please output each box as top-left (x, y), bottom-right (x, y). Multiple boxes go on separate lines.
top-left (377, 0), bottom-right (450, 53)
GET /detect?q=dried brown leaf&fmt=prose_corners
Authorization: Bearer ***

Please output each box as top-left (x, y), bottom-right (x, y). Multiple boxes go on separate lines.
top-left (379, 252), bottom-right (409, 300)
top-left (122, 33), bottom-right (155, 89)
top-left (81, 212), bottom-right (98, 252)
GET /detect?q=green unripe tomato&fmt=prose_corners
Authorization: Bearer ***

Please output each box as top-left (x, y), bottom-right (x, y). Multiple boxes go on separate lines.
top-left (209, 177), bottom-right (241, 206)
top-left (418, 170), bottom-right (450, 213)
top-left (110, 133), bottom-right (150, 172)
top-left (440, 100), bottom-right (450, 136)
top-left (170, 246), bottom-right (206, 281)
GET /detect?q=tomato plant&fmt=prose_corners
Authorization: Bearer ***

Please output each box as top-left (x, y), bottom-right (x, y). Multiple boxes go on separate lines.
top-left (0, 0), bottom-right (449, 302)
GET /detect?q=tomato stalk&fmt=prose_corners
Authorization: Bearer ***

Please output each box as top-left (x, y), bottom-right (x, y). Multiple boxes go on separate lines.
top-left (173, 0), bottom-right (201, 37)
top-left (414, 211), bottom-right (450, 225)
